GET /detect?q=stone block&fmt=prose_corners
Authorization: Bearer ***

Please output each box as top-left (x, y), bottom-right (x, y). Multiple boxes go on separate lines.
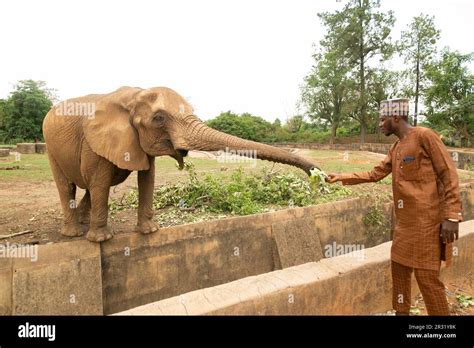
top-left (0, 257), bottom-right (12, 315)
top-left (272, 217), bottom-right (323, 268)
top-left (12, 240), bottom-right (102, 315)
top-left (16, 143), bottom-right (36, 154)
top-left (35, 143), bottom-right (47, 154)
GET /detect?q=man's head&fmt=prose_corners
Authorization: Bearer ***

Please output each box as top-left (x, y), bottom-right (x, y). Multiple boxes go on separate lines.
top-left (378, 98), bottom-right (410, 136)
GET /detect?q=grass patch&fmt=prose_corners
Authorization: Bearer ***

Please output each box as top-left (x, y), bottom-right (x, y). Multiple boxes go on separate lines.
top-left (0, 154), bottom-right (52, 182)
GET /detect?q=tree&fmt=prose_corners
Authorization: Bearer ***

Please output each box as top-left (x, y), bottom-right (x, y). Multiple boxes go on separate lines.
top-left (0, 80), bottom-right (56, 143)
top-left (285, 115), bottom-right (304, 133)
top-left (318, 0), bottom-right (395, 143)
top-left (425, 49), bottom-right (474, 146)
top-left (366, 67), bottom-right (400, 135)
top-left (0, 99), bottom-right (6, 130)
top-left (400, 14), bottom-right (440, 126)
top-left (301, 49), bottom-right (354, 144)
top-left (206, 111), bottom-right (276, 142)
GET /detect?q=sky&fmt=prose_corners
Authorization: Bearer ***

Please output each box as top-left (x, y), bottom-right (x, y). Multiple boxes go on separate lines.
top-left (0, 0), bottom-right (473, 122)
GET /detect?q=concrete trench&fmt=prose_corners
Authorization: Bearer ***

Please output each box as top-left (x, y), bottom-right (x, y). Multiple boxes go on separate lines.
top-left (117, 220), bottom-right (474, 315)
top-left (0, 184), bottom-right (472, 315)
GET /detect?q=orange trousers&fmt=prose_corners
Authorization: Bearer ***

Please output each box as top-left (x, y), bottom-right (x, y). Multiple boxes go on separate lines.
top-left (391, 261), bottom-right (450, 315)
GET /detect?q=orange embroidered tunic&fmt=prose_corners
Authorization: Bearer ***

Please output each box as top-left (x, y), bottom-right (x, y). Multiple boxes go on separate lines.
top-left (340, 127), bottom-right (463, 270)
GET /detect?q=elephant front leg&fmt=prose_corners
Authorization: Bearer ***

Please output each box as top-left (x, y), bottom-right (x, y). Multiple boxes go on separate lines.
top-left (86, 185), bottom-right (114, 242)
top-left (135, 157), bottom-right (159, 234)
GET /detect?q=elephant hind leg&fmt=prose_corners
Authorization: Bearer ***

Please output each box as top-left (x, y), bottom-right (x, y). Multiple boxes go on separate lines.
top-left (47, 154), bottom-right (85, 237)
top-left (78, 190), bottom-right (91, 225)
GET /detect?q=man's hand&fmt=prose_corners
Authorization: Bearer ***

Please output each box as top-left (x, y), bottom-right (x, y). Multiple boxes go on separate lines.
top-left (440, 220), bottom-right (459, 244)
top-left (326, 173), bottom-right (342, 184)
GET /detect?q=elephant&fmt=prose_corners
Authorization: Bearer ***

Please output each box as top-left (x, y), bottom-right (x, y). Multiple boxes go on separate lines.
top-left (43, 86), bottom-right (319, 242)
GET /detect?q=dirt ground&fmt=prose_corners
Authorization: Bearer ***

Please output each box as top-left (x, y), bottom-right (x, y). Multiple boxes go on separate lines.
top-left (381, 279), bottom-right (474, 316)
top-left (421, 280), bottom-right (474, 316)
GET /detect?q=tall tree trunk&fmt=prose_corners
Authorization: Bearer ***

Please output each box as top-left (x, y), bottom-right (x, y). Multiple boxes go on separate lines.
top-left (460, 125), bottom-right (472, 147)
top-left (360, 122), bottom-right (367, 145)
top-left (330, 122), bottom-right (338, 145)
top-left (414, 44), bottom-right (420, 127)
top-left (358, 0), bottom-right (366, 144)
top-left (376, 120), bottom-right (381, 142)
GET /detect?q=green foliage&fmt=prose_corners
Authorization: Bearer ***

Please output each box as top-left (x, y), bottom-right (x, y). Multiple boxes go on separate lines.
top-left (206, 111), bottom-right (277, 142)
top-left (205, 111), bottom-right (331, 144)
top-left (285, 115), bottom-right (304, 133)
top-left (0, 80), bottom-right (56, 143)
top-left (425, 49), bottom-right (474, 146)
top-left (366, 68), bottom-right (401, 133)
top-left (316, 0), bottom-right (396, 143)
top-left (309, 167), bottom-right (330, 193)
top-left (363, 205), bottom-right (386, 230)
top-left (110, 162), bottom-right (353, 216)
top-left (456, 295), bottom-right (474, 308)
top-left (399, 14), bottom-right (441, 126)
top-left (301, 48), bottom-right (354, 143)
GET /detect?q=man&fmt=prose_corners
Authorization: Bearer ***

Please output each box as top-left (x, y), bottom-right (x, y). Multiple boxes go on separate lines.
top-left (326, 98), bottom-right (463, 316)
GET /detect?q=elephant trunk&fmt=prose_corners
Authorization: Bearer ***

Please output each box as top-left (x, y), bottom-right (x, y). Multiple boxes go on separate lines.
top-left (184, 118), bottom-right (319, 175)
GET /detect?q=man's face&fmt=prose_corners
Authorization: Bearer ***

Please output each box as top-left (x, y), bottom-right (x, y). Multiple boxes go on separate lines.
top-left (379, 116), bottom-right (394, 136)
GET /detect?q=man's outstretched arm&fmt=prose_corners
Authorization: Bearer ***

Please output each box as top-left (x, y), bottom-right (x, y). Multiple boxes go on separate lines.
top-left (327, 148), bottom-right (393, 185)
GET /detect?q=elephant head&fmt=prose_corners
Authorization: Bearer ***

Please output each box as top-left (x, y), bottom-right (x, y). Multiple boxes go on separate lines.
top-left (83, 86), bottom-right (319, 174)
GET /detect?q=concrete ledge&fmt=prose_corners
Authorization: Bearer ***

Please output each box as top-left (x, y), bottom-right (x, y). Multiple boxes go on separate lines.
top-left (117, 220), bottom-right (474, 315)
top-left (2, 240), bottom-right (103, 315)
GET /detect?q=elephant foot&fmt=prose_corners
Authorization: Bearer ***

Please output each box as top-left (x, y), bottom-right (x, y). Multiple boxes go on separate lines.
top-left (86, 226), bottom-right (114, 242)
top-left (134, 219), bottom-right (159, 234)
top-left (61, 223), bottom-right (86, 237)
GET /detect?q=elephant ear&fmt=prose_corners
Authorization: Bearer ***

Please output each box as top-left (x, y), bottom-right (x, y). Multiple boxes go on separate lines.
top-left (83, 87), bottom-right (150, 171)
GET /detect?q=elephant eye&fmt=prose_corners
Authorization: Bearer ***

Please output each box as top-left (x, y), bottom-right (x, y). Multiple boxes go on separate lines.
top-left (153, 113), bottom-right (166, 125)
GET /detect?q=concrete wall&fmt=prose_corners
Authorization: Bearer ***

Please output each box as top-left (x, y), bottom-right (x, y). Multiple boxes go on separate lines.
top-left (101, 198), bottom-right (393, 314)
top-left (10, 143), bottom-right (47, 154)
top-left (461, 183), bottom-right (474, 220)
top-left (118, 220), bottom-right (474, 315)
top-left (1, 185), bottom-right (472, 315)
top-left (0, 240), bottom-right (102, 315)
